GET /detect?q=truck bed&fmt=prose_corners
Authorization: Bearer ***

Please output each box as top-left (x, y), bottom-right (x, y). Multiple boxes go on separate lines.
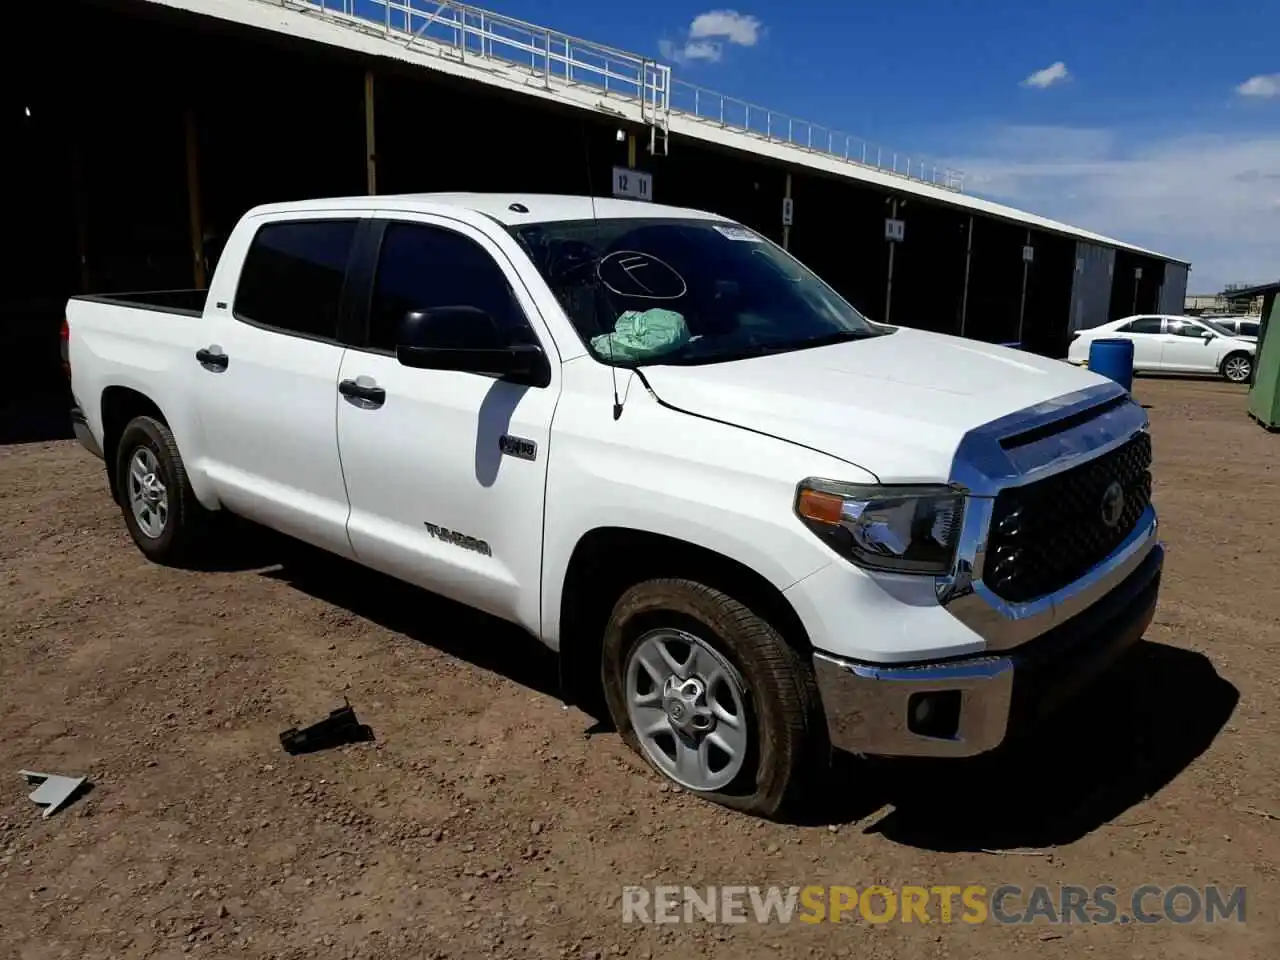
top-left (71, 289), bottom-right (208, 318)
top-left (65, 288), bottom-right (215, 455)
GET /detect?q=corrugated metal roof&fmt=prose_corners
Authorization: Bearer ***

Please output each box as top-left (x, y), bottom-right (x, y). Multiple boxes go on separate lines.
top-left (1220, 280), bottom-right (1280, 298)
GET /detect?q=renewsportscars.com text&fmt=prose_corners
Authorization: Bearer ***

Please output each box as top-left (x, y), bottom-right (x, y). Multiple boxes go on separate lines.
top-left (621, 884), bottom-right (1247, 926)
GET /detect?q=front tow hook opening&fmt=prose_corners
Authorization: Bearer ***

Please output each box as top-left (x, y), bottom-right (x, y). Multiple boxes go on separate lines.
top-left (906, 690), bottom-right (964, 740)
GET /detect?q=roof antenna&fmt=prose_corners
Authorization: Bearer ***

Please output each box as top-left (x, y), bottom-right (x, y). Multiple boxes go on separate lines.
top-left (581, 121), bottom-right (625, 420)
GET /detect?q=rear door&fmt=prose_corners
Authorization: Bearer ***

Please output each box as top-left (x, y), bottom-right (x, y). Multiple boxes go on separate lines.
top-left (333, 214), bottom-right (560, 633)
top-left (193, 213), bottom-right (364, 557)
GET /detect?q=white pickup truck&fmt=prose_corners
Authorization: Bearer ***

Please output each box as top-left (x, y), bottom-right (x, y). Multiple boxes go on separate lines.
top-left (65, 193), bottom-right (1163, 817)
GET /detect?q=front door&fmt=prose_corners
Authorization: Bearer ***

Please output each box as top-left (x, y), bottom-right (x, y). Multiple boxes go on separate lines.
top-left (193, 213), bottom-right (361, 558)
top-left (334, 215), bottom-right (560, 634)
top-left (1160, 318), bottom-right (1218, 373)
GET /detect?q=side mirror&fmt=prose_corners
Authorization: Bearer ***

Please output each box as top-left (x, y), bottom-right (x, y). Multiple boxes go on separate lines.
top-left (396, 307), bottom-right (549, 386)
top-left (1202, 331), bottom-right (1216, 342)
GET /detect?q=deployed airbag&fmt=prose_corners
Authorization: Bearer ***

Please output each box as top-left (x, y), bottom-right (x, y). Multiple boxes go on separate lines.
top-left (591, 308), bottom-right (690, 362)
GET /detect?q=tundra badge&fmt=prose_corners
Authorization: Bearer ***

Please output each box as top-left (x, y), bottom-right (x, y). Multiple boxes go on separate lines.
top-left (424, 522), bottom-right (492, 557)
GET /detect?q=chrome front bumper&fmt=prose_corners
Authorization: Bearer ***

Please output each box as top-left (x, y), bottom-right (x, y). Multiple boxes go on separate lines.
top-left (814, 648), bottom-right (1016, 759)
top-left (814, 534), bottom-right (1162, 758)
top-left (813, 383), bottom-right (1163, 759)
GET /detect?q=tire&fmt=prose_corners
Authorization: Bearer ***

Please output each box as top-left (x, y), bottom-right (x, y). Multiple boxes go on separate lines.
top-left (1222, 352), bottom-right (1253, 384)
top-left (600, 578), bottom-right (826, 819)
top-left (114, 415), bottom-right (207, 566)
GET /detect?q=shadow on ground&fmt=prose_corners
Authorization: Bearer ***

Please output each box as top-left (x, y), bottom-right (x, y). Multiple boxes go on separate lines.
top-left (205, 523), bottom-right (1238, 846)
top-left (823, 640), bottom-right (1238, 850)
top-left (244, 528), bottom-right (562, 701)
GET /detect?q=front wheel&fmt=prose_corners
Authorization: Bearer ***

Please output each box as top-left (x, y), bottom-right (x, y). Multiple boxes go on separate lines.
top-left (1222, 352), bottom-right (1253, 384)
top-left (601, 578), bottom-right (826, 819)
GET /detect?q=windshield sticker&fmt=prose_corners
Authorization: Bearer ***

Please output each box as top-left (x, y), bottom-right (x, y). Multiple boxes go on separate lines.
top-left (596, 251), bottom-right (687, 300)
top-left (714, 224), bottom-right (763, 242)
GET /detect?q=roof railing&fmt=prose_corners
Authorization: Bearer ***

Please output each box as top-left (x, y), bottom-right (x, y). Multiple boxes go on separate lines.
top-left (288, 0), bottom-right (670, 146)
top-left (276, 0), bottom-right (963, 190)
top-left (670, 81), bottom-right (964, 191)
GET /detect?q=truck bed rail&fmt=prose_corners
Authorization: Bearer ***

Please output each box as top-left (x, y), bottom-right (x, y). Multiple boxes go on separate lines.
top-left (71, 289), bottom-right (208, 318)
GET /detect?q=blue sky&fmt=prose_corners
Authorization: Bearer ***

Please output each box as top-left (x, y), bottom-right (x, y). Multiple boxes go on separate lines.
top-left (483, 0), bottom-right (1280, 292)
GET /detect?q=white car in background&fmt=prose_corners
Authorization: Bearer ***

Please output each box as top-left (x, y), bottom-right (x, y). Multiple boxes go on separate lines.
top-left (1068, 314), bottom-right (1257, 384)
top-left (1203, 316), bottom-right (1260, 342)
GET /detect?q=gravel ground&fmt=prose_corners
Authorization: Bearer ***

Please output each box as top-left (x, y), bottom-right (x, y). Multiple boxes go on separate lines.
top-left (1, 376), bottom-right (1277, 960)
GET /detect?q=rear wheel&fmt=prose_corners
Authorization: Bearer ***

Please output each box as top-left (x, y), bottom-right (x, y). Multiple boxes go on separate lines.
top-left (601, 578), bottom-right (825, 819)
top-left (1222, 352), bottom-right (1252, 384)
top-left (115, 415), bottom-right (208, 565)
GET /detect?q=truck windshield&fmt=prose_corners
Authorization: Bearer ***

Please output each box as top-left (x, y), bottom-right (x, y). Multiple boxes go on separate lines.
top-left (509, 217), bottom-right (887, 366)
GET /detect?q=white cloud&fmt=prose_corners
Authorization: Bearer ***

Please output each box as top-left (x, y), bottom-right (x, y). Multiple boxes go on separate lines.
top-left (659, 38), bottom-right (722, 64)
top-left (689, 10), bottom-right (762, 46)
top-left (661, 9), bottom-right (762, 65)
top-left (1237, 73), bottom-right (1280, 98)
top-left (1022, 61), bottom-right (1071, 89)
top-left (945, 125), bottom-right (1280, 290)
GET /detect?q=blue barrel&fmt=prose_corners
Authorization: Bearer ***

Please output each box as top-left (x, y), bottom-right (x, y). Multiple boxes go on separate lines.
top-left (1087, 337), bottom-right (1135, 391)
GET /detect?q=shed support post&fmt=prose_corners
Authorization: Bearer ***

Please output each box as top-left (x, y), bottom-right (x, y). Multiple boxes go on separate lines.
top-left (782, 172), bottom-right (792, 250)
top-left (71, 125), bottom-right (90, 293)
top-left (185, 109), bottom-right (206, 290)
top-left (959, 215), bottom-right (973, 337)
top-left (1017, 228), bottom-right (1031, 344)
top-left (884, 198), bottom-right (898, 325)
top-left (365, 70), bottom-right (378, 195)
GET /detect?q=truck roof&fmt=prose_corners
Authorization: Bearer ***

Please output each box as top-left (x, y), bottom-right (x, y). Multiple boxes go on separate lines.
top-left (245, 193), bottom-right (733, 227)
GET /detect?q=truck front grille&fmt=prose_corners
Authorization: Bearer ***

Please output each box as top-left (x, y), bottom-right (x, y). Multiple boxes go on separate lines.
top-left (984, 432), bottom-right (1153, 603)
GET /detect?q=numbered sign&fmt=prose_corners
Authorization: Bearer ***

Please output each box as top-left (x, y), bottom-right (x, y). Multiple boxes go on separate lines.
top-left (782, 197), bottom-right (794, 227)
top-left (612, 166), bottom-right (653, 202)
top-left (884, 218), bottom-right (905, 242)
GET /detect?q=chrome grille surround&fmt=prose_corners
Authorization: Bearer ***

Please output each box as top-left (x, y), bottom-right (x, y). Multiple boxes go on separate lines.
top-left (936, 381), bottom-right (1159, 651)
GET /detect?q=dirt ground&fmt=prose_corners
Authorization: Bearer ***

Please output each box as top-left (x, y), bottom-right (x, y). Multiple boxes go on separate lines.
top-left (1, 376), bottom-right (1277, 960)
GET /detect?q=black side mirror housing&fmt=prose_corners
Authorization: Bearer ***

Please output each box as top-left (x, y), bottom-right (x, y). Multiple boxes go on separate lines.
top-left (396, 307), bottom-right (550, 387)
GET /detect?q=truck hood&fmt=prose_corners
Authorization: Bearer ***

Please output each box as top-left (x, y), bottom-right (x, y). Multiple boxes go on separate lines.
top-left (640, 327), bottom-right (1110, 482)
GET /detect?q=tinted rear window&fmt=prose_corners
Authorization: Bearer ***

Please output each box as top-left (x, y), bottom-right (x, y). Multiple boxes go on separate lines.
top-left (234, 220), bottom-right (358, 339)
top-left (1119, 317), bottom-right (1162, 334)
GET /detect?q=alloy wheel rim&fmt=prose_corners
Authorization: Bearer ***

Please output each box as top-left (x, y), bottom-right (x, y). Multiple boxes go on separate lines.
top-left (1226, 357), bottom-right (1250, 381)
top-left (128, 447), bottom-right (169, 539)
top-left (624, 628), bottom-right (750, 792)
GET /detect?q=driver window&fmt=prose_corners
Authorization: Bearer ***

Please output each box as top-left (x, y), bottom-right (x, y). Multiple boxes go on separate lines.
top-left (1169, 320), bottom-right (1207, 338)
top-left (366, 222), bottom-right (536, 352)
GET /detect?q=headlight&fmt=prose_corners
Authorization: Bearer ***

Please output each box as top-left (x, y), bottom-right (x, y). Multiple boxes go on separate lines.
top-left (794, 479), bottom-right (965, 575)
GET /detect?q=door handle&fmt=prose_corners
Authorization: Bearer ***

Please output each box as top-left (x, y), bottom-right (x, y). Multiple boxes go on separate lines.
top-left (339, 377), bottom-right (386, 408)
top-left (196, 346), bottom-right (228, 371)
